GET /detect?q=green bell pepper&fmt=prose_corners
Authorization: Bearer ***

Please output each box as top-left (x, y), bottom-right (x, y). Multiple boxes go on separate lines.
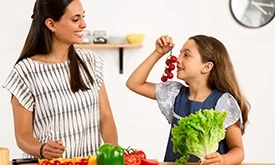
top-left (97, 143), bottom-right (124, 165)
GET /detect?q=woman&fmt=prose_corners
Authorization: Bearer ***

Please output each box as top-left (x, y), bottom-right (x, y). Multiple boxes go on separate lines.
top-left (126, 35), bottom-right (250, 165)
top-left (3, 0), bottom-right (118, 159)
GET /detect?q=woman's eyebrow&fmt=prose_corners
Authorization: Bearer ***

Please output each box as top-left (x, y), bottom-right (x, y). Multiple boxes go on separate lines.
top-left (72, 11), bottom-right (85, 17)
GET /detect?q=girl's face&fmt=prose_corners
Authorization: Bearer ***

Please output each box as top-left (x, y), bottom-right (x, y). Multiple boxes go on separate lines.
top-left (52, 0), bottom-right (86, 45)
top-left (177, 39), bottom-right (208, 82)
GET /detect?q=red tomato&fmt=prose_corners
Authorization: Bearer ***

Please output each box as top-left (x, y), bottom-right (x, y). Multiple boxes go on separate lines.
top-left (165, 59), bottom-right (171, 65)
top-left (169, 56), bottom-right (177, 63)
top-left (141, 159), bottom-right (160, 165)
top-left (167, 72), bottom-right (173, 79)
top-left (125, 154), bottom-right (142, 165)
top-left (168, 64), bottom-right (175, 71)
top-left (53, 160), bottom-right (61, 165)
top-left (41, 160), bottom-right (53, 165)
top-left (165, 68), bottom-right (171, 74)
top-left (134, 150), bottom-right (146, 159)
top-left (66, 162), bottom-right (73, 165)
top-left (161, 75), bottom-right (168, 82)
top-left (81, 158), bottom-right (88, 165)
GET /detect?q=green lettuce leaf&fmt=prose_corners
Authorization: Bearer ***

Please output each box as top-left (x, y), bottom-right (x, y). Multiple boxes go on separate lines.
top-left (171, 109), bottom-right (227, 165)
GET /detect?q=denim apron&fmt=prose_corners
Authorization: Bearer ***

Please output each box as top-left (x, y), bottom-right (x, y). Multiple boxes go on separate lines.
top-left (164, 87), bottom-right (228, 162)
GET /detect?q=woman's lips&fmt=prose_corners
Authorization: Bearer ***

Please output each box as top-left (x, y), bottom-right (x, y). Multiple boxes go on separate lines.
top-left (74, 31), bottom-right (84, 37)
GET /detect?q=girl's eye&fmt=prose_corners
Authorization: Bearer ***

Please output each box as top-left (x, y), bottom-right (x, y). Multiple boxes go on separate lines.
top-left (72, 19), bottom-right (79, 22)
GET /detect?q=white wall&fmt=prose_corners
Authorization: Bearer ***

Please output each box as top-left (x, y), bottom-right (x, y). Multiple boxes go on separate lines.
top-left (1, 0), bottom-right (275, 163)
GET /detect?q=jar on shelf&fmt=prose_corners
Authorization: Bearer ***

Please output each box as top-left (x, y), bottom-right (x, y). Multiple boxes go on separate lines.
top-left (93, 30), bottom-right (107, 44)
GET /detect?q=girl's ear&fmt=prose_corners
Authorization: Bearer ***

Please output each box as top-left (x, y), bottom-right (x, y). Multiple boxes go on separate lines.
top-left (201, 62), bottom-right (214, 74)
top-left (45, 18), bottom-right (56, 32)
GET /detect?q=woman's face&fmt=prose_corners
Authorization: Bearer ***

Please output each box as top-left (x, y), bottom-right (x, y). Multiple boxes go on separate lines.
top-left (176, 39), bottom-right (207, 82)
top-left (52, 0), bottom-right (86, 45)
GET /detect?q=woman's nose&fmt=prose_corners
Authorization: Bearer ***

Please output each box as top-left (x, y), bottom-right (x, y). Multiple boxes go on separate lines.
top-left (80, 19), bottom-right (87, 29)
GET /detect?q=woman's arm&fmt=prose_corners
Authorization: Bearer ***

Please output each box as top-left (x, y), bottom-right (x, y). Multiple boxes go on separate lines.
top-left (99, 83), bottom-right (118, 146)
top-left (11, 96), bottom-right (65, 159)
top-left (126, 35), bottom-right (174, 100)
top-left (11, 96), bottom-right (42, 157)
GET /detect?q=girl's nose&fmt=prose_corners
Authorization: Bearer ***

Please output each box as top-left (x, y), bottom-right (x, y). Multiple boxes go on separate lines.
top-left (177, 55), bottom-right (181, 63)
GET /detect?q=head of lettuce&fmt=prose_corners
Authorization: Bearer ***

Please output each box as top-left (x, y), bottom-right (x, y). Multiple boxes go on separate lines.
top-left (171, 109), bottom-right (227, 165)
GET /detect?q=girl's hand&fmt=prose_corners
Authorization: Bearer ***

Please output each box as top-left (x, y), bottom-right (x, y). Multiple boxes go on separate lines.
top-left (154, 35), bottom-right (174, 57)
top-left (41, 140), bottom-right (65, 159)
top-left (200, 152), bottom-right (224, 165)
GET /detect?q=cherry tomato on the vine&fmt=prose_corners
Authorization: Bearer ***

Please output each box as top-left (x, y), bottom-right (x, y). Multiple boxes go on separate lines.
top-left (161, 75), bottom-right (168, 82)
top-left (168, 64), bottom-right (175, 70)
top-left (81, 158), bottom-right (88, 165)
top-left (167, 72), bottom-right (174, 79)
top-left (169, 56), bottom-right (177, 63)
top-left (165, 68), bottom-right (171, 74)
top-left (41, 160), bottom-right (53, 165)
top-left (53, 160), bottom-right (61, 165)
top-left (66, 162), bottom-right (73, 165)
top-left (165, 59), bottom-right (171, 65)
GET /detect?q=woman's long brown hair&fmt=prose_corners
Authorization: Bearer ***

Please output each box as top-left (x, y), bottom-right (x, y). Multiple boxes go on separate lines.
top-left (190, 35), bottom-right (250, 134)
top-left (16, 0), bottom-right (93, 92)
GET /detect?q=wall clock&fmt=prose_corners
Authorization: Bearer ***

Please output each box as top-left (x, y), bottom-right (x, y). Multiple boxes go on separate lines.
top-left (230, 0), bottom-right (275, 28)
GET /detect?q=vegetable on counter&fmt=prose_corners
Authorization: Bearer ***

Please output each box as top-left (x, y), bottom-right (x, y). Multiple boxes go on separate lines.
top-left (39, 155), bottom-right (96, 165)
top-left (124, 147), bottom-right (159, 165)
top-left (38, 144), bottom-right (159, 165)
top-left (96, 143), bottom-right (124, 165)
top-left (172, 109), bottom-right (227, 165)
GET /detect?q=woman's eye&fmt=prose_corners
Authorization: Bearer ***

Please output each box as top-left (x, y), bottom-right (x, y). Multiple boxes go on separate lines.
top-left (72, 19), bottom-right (79, 22)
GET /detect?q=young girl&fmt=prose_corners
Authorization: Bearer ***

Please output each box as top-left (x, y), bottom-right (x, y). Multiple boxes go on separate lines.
top-left (126, 35), bottom-right (250, 165)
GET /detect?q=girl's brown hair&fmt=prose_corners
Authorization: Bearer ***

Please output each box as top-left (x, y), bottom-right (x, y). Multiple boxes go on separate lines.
top-left (189, 35), bottom-right (250, 134)
top-left (16, 0), bottom-right (93, 92)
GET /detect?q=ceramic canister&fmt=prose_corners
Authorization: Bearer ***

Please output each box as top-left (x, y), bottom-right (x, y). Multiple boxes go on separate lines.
top-left (0, 147), bottom-right (9, 165)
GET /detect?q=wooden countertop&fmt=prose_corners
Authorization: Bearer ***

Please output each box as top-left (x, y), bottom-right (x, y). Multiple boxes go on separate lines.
top-left (9, 163), bottom-right (275, 165)
top-left (161, 163), bottom-right (275, 165)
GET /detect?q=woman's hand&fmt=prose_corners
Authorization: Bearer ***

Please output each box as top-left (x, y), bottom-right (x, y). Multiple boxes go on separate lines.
top-left (154, 35), bottom-right (174, 56)
top-left (41, 140), bottom-right (65, 159)
top-left (200, 152), bottom-right (224, 165)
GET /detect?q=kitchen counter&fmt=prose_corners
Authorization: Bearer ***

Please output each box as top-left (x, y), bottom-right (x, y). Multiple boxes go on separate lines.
top-left (161, 163), bottom-right (275, 165)
top-left (9, 163), bottom-right (275, 165)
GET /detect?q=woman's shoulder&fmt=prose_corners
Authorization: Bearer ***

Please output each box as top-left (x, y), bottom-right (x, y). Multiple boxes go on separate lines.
top-left (12, 58), bottom-right (34, 72)
top-left (75, 48), bottom-right (101, 61)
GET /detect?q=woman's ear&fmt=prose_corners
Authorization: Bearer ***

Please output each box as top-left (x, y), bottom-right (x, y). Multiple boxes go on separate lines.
top-left (45, 18), bottom-right (56, 32)
top-left (201, 62), bottom-right (214, 74)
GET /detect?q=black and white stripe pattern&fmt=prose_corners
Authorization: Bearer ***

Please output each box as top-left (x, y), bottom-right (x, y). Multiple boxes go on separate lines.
top-left (3, 48), bottom-right (103, 158)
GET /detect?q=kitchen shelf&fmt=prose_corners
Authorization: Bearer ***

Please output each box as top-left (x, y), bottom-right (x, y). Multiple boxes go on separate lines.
top-left (74, 43), bottom-right (142, 74)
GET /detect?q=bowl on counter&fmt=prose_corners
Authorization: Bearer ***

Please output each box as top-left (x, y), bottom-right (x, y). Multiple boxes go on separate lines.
top-left (126, 33), bottom-right (145, 44)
